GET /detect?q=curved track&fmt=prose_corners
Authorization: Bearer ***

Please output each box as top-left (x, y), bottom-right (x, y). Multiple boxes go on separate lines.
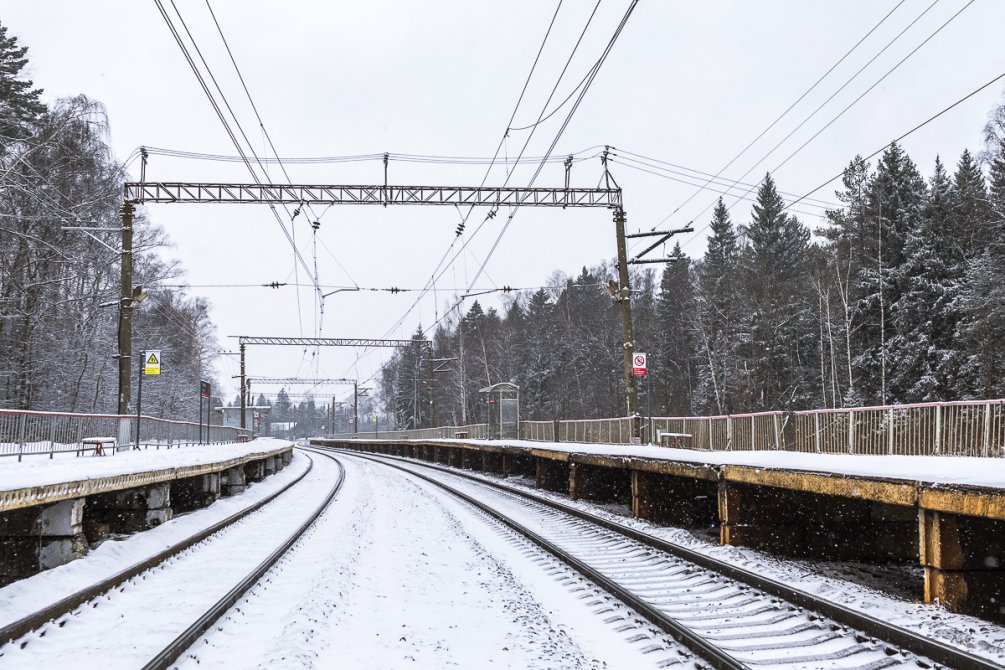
top-left (333, 447), bottom-right (999, 670)
top-left (0, 448), bottom-right (345, 670)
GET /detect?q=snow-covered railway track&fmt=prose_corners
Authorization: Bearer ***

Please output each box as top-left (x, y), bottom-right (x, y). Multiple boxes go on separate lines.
top-left (339, 449), bottom-right (997, 670)
top-left (0, 449), bottom-right (345, 670)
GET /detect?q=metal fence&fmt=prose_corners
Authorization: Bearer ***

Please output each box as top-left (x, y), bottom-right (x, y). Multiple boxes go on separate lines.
top-left (326, 423), bottom-right (488, 441)
top-left (0, 409), bottom-right (250, 461)
top-left (321, 399), bottom-right (1005, 457)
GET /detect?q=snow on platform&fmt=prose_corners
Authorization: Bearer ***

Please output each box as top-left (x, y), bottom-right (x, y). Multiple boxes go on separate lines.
top-left (355, 437), bottom-right (1005, 488)
top-left (0, 438), bottom-right (293, 512)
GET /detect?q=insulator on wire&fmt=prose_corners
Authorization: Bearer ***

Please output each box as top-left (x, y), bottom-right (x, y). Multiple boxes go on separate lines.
top-left (311, 220), bottom-right (320, 231)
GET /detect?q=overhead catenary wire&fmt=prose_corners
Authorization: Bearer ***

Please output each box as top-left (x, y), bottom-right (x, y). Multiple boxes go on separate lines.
top-left (348, 0), bottom-right (570, 365)
top-left (673, 0), bottom-right (976, 252)
top-left (152, 0), bottom-right (321, 347)
top-left (203, 0), bottom-right (335, 359)
top-left (344, 0), bottom-right (639, 391)
top-left (783, 67), bottom-right (1005, 215)
top-left (138, 146), bottom-right (605, 166)
top-left (641, 0), bottom-right (911, 234)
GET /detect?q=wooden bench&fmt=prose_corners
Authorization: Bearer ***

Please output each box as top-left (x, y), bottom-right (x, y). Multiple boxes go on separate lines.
top-left (658, 432), bottom-right (692, 449)
top-left (81, 436), bottom-right (117, 456)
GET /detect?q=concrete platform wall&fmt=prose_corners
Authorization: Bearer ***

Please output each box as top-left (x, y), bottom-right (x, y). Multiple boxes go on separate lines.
top-left (316, 437), bottom-right (1005, 624)
top-left (0, 446), bottom-right (292, 587)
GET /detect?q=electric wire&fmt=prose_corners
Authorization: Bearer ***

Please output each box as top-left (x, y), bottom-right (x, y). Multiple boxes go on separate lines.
top-left (674, 0), bottom-right (976, 252)
top-left (642, 0), bottom-right (911, 232)
top-left (152, 0), bottom-right (320, 338)
top-left (782, 67), bottom-right (1005, 215)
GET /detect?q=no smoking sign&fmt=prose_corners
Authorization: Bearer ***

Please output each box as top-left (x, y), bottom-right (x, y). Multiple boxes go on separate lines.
top-left (632, 352), bottom-right (647, 377)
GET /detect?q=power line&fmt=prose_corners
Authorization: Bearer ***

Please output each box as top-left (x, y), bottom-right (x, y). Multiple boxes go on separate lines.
top-left (465, 0), bottom-right (639, 294)
top-left (609, 148), bottom-right (838, 208)
top-left (783, 67), bottom-right (1005, 214)
top-left (139, 145), bottom-right (604, 165)
top-left (675, 0), bottom-right (975, 252)
top-left (362, 0), bottom-right (570, 351)
top-left (642, 0), bottom-right (911, 232)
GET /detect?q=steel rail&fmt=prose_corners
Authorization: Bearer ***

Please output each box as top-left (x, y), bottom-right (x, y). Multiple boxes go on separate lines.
top-left (329, 446), bottom-right (1002, 670)
top-left (0, 448), bottom-right (308, 645)
top-left (142, 447), bottom-right (345, 670)
top-left (340, 450), bottom-right (741, 670)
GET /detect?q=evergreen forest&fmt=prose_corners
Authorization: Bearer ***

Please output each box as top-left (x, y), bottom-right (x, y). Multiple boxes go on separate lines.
top-left (380, 110), bottom-right (1005, 428)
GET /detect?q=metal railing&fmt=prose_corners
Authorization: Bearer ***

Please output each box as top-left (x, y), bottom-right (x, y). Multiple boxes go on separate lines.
top-left (319, 399), bottom-right (1005, 457)
top-left (0, 409), bottom-right (251, 461)
top-left (326, 423), bottom-right (488, 441)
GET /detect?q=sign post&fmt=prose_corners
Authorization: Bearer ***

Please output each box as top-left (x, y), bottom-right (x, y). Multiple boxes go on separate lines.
top-left (632, 353), bottom-right (651, 442)
top-left (199, 380), bottom-right (210, 444)
top-left (135, 350), bottom-right (161, 450)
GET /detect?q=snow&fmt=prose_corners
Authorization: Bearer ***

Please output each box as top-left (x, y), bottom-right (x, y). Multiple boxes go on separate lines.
top-left (0, 437), bottom-right (293, 493)
top-left (0, 450), bottom-right (311, 629)
top-left (1, 448), bottom-right (699, 668)
top-left (0, 449), bottom-right (332, 668)
top-left (404, 455), bottom-right (1005, 665)
top-left (410, 438), bottom-right (1005, 489)
top-left (178, 451), bottom-right (697, 669)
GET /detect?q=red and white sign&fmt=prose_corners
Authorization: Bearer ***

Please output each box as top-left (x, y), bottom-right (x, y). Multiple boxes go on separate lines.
top-left (632, 352), bottom-right (647, 377)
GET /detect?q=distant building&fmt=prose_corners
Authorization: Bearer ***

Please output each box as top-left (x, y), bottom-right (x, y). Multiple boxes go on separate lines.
top-left (215, 405), bottom-right (271, 436)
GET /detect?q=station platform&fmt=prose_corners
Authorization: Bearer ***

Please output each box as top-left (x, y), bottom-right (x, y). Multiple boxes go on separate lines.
top-left (314, 436), bottom-right (1005, 623)
top-left (0, 439), bottom-right (293, 585)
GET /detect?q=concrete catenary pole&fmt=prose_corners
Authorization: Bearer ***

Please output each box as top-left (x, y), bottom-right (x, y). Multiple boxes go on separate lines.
top-left (117, 202), bottom-right (135, 416)
top-left (239, 343), bottom-right (246, 430)
top-left (613, 206), bottom-right (639, 421)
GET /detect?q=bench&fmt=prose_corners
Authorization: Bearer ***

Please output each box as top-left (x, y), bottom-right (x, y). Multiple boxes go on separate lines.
top-left (658, 432), bottom-right (692, 449)
top-left (81, 437), bottom-right (117, 456)
top-left (454, 431), bottom-right (469, 439)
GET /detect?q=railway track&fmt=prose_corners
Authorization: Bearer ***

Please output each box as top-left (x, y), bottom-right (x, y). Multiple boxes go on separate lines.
top-left (334, 447), bottom-right (1001, 670)
top-left (0, 447), bottom-right (345, 670)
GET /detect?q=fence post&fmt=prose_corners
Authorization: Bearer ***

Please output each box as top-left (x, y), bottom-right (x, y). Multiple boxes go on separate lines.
top-left (726, 416), bottom-right (733, 451)
top-left (17, 413), bottom-right (26, 463)
top-left (983, 403), bottom-right (992, 458)
top-left (888, 407), bottom-right (895, 455)
top-left (772, 414), bottom-right (781, 450)
top-left (708, 417), bottom-right (713, 450)
top-left (847, 409), bottom-right (855, 455)
top-left (750, 416), bottom-right (755, 450)
top-left (48, 416), bottom-right (56, 459)
top-left (934, 405), bottom-right (942, 455)
top-left (814, 413), bottom-right (821, 453)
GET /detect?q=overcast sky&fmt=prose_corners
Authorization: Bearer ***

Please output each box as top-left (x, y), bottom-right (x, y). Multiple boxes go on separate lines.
top-left (6, 0), bottom-right (1005, 404)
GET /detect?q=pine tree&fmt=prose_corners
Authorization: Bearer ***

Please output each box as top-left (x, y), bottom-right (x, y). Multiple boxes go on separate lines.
top-left (853, 142), bottom-right (927, 404)
top-left (822, 156), bottom-right (871, 405)
top-left (693, 198), bottom-right (741, 413)
top-left (0, 22), bottom-right (45, 139)
top-left (740, 175), bottom-right (813, 410)
top-left (886, 157), bottom-right (953, 401)
top-left (654, 242), bottom-right (696, 415)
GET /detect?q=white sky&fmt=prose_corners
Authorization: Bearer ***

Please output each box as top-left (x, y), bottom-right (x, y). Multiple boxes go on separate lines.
top-left (6, 0), bottom-right (1005, 403)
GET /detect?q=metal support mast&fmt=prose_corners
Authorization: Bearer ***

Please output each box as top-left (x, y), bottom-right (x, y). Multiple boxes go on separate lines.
top-left (117, 203), bottom-right (134, 416)
top-left (239, 343), bottom-right (246, 430)
top-left (613, 206), bottom-right (638, 420)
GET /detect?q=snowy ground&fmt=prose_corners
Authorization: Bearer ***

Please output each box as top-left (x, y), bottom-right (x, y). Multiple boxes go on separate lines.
top-left (0, 437), bottom-right (292, 492)
top-left (384, 452), bottom-right (1005, 665)
top-left (179, 450), bottom-right (696, 669)
top-left (1, 448), bottom-right (699, 669)
top-left (411, 438), bottom-right (1005, 489)
top-left (0, 450), bottom-right (311, 628)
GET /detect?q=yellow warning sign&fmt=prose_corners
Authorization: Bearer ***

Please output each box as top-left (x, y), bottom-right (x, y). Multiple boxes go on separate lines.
top-left (144, 350), bottom-right (161, 376)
